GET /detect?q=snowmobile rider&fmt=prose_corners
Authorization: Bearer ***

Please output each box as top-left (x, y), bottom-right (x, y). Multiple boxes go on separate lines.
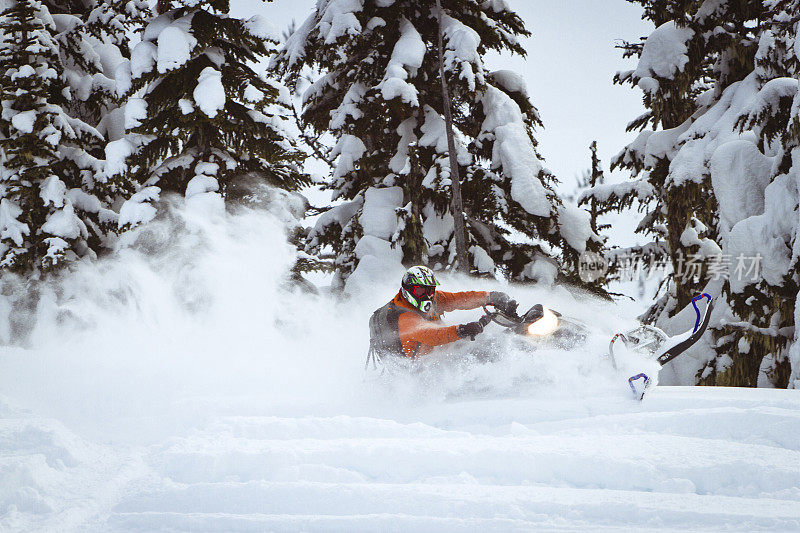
top-left (368, 265), bottom-right (518, 359)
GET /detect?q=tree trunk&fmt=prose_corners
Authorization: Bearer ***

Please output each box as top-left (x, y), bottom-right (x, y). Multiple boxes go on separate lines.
top-left (435, 0), bottom-right (469, 274)
top-left (589, 141), bottom-right (600, 233)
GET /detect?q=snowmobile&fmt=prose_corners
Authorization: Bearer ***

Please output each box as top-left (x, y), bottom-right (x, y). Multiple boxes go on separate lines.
top-left (470, 293), bottom-right (713, 399)
top-left (471, 302), bottom-right (589, 352)
top-left (367, 294), bottom-right (713, 401)
top-left (409, 302), bottom-right (593, 373)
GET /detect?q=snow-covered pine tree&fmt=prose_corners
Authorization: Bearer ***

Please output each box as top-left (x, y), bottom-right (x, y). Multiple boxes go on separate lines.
top-left (559, 142), bottom-right (614, 294)
top-left (0, 0), bottom-right (125, 272)
top-left (112, 0), bottom-right (308, 220)
top-left (275, 0), bottom-right (595, 292)
top-left (702, 0), bottom-right (800, 388)
top-left (778, 0), bottom-right (800, 389)
top-left (575, 141), bottom-right (610, 237)
top-left (594, 1), bottom-right (742, 317)
top-left (571, 141), bottom-right (615, 292)
top-left (591, 0), bottom-right (800, 387)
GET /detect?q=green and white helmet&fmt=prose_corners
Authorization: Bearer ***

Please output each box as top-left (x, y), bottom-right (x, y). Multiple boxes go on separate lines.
top-left (401, 265), bottom-right (440, 313)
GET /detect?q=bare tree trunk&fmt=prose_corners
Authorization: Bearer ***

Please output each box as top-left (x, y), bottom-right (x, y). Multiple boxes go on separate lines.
top-left (435, 0), bottom-right (469, 274)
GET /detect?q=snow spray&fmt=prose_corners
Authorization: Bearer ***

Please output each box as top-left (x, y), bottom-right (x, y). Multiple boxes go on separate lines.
top-left (0, 197), bottom-right (641, 444)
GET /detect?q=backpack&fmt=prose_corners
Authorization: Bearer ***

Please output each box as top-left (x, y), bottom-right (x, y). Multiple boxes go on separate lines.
top-left (366, 301), bottom-right (407, 368)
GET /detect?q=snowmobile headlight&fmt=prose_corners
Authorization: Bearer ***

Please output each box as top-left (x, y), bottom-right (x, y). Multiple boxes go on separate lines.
top-left (527, 308), bottom-right (559, 336)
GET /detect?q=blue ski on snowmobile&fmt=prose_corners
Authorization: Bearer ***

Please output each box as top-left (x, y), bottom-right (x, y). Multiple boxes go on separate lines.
top-left (608, 293), bottom-right (714, 400)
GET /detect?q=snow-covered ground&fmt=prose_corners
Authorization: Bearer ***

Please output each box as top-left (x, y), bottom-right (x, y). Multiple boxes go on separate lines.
top-left (3, 387), bottom-right (798, 532)
top-left (1, 205), bottom-right (798, 532)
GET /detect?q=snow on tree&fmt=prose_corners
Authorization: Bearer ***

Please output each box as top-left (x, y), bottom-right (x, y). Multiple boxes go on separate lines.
top-left (0, 0), bottom-right (135, 272)
top-left (590, 0), bottom-right (800, 387)
top-left (568, 141), bottom-right (614, 292)
top-left (274, 0), bottom-right (595, 292)
top-left (43, 0), bottom-right (148, 131)
top-left (112, 0), bottom-right (308, 222)
top-left (709, 0), bottom-right (800, 389)
top-left (571, 141), bottom-right (611, 238)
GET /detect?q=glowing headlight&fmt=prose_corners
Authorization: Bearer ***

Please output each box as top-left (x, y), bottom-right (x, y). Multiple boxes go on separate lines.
top-left (527, 308), bottom-right (559, 336)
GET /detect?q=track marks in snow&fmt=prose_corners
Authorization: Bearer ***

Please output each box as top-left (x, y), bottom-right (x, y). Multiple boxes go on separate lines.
top-left (5, 388), bottom-right (799, 531)
top-left (107, 482), bottom-right (800, 532)
top-left (94, 388), bottom-right (800, 532)
top-left (150, 428), bottom-right (800, 498)
top-left (513, 406), bottom-right (800, 451)
top-left (0, 406), bottom-right (148, 532)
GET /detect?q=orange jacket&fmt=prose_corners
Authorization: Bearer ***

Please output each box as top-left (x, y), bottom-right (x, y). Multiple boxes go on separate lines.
top-left (392, 290), bottom-right (489, 357)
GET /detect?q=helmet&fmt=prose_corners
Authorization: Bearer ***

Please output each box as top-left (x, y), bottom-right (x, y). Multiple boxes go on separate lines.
top-left (401, 265), bottom-right (440, 314)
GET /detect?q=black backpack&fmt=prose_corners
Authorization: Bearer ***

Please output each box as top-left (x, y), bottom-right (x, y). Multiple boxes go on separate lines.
top-left (366, 301), bottom-right (407, 368)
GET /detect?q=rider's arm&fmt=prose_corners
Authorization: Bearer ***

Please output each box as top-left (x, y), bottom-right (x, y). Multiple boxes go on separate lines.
top-left (435, 290), bottom-right (489, 313)
top-left (398, 312), bottom-right (460, 357)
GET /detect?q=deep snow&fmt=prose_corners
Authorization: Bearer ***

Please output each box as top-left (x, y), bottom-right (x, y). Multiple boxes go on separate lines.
top-left (1, 203), bottom-right (798, 532)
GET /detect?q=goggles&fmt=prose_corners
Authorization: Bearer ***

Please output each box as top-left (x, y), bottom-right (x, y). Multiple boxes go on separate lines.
top-left (411, 284), bottom-right (436, 299)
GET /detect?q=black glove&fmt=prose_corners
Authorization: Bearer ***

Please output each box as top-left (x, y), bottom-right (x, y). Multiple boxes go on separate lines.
top-left (457, 320), bottom-right (484, 340)
top-left (488, 291), bottom-right (518, 316)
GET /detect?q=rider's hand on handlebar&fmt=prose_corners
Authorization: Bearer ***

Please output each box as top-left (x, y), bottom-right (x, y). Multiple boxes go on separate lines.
top-left (488, 291), bottom-right (518, 317)
top-left (457, 320), bottom-right (484, 340)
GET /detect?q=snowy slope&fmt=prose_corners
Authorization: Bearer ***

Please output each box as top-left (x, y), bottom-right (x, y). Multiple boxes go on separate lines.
top-left (3, 387), bottom-right (798, 532)
top-left (1, 204), bottom-right (798, 532)
top-left (104, 388), bottom-right (800, 532)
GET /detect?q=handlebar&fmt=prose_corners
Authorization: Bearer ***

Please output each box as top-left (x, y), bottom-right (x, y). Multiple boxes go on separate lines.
top-left (467, 305), bottom-right (525, 340)
top-left (482, 305), bottom-right (521, 328)
top-left (469, 311), bottom-right (496, 341)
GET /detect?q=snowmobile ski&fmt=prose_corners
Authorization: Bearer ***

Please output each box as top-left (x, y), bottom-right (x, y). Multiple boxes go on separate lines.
top-left (655, 293), bottom-right (714, 366)
top-left (628, 373), bottom-right (651, 401)
top-left (609, 293), bottom-right (713, 400)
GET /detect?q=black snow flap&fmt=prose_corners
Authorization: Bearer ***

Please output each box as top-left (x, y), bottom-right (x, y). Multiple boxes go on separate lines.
top-left (656, 297), bottom-right (714, 366)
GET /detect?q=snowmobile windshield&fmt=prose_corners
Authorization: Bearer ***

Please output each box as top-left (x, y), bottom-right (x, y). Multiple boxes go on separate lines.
top-left (491, 312), bottom-right (520, 328)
